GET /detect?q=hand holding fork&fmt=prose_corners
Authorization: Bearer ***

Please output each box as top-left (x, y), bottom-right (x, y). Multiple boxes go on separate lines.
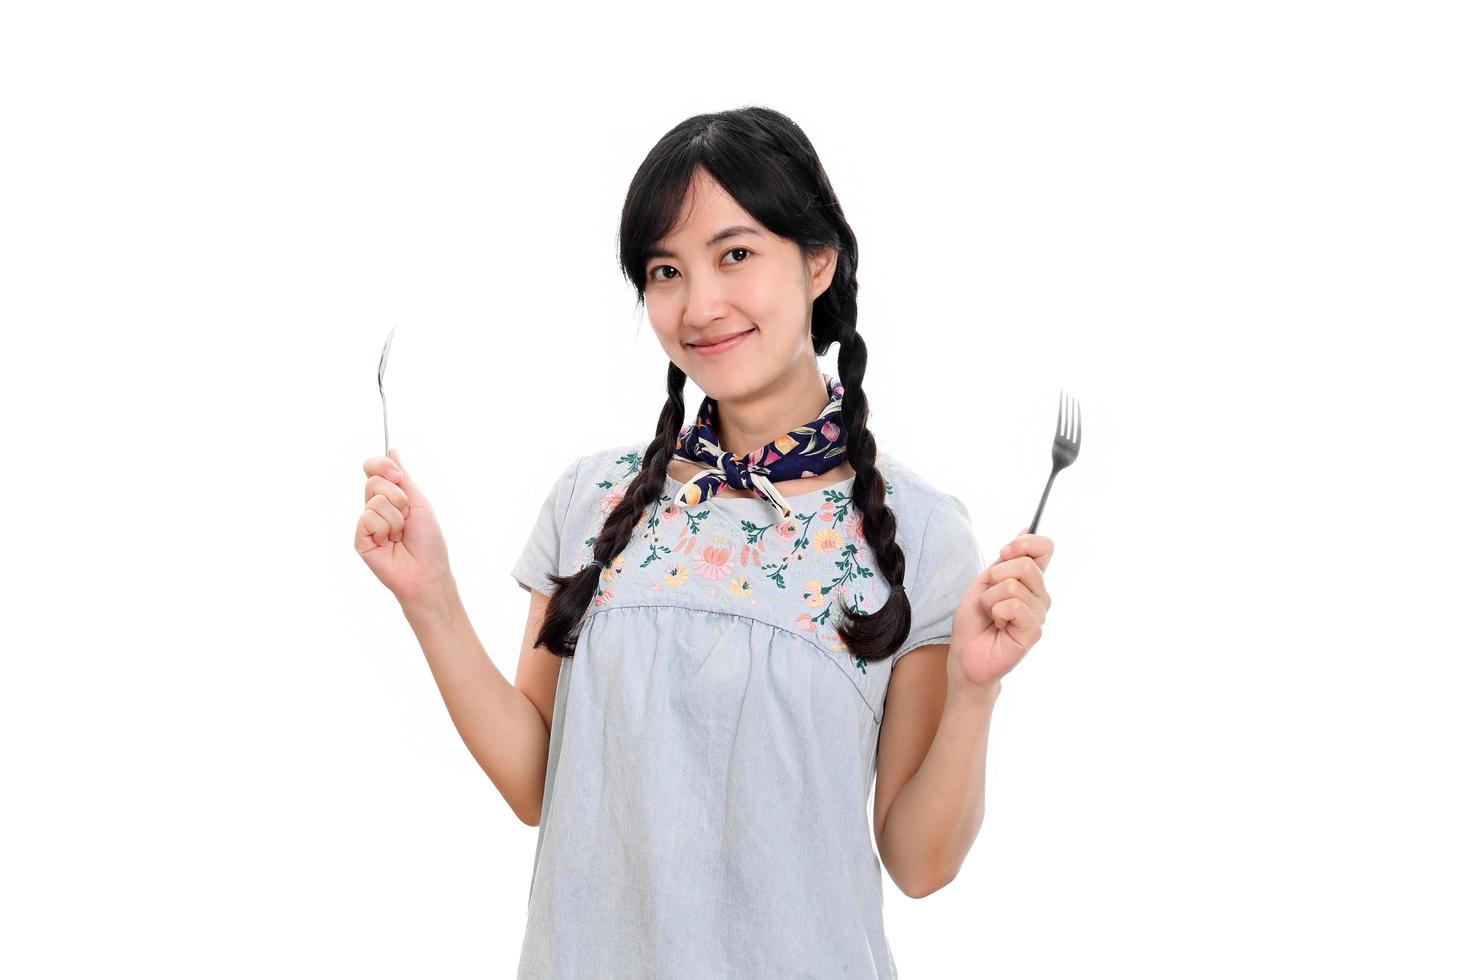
top-left (950, 390), bottom-right (1080, 689)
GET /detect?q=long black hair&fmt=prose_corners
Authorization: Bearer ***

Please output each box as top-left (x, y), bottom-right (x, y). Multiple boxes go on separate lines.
top-left (534, 105), bottom-right (912, 662)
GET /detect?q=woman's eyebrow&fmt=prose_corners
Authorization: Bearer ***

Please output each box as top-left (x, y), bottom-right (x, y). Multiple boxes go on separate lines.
top-left (648, 225), bottom-right (762, 260)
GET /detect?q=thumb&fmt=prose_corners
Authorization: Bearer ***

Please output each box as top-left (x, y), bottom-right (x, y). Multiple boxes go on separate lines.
top-left (387, 448), bottom-right (431, 508)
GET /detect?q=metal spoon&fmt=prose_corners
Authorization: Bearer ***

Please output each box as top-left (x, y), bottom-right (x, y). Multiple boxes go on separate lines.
top-left (378, 325), bottom-right (396, 456)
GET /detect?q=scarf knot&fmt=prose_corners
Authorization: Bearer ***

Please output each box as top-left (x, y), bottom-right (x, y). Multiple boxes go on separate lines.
top-left (669, 373), bottom-right (849, 521)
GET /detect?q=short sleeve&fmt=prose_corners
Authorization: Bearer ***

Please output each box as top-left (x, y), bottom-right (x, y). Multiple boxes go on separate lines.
top-left (509, 456), bottom-right (582, 597)
top-left (893, 493), bottom-right (982, 664)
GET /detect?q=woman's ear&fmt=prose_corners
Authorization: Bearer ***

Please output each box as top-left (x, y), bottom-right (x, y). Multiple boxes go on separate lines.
top-left (808, 245), bottom-right (840, 301)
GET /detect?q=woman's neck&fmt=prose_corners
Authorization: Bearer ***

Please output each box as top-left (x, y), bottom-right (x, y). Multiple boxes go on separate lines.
top-left (670, 367), bottom-right (855, 498)
top-left (712, 369), bottom-right (834, 459)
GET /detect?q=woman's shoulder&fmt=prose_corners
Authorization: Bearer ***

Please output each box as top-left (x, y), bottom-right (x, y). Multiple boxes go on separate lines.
top-left (873, 450), bottom-right (950, 510)
top-left (869, 450), bottom-right (978, 564)
top-left (569, 440), bottom-right (650, 491)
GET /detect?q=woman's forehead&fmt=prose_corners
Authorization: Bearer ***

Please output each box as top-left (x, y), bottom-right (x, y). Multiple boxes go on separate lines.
top-left (658, 186), bottom-right (764, 250)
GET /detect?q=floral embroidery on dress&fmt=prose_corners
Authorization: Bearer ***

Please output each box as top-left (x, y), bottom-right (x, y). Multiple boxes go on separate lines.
top-left (581, 447), bottom-right (898, 656)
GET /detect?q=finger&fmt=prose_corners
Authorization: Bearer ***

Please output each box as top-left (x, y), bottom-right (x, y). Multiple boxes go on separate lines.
top-left (1004, 529), bottom-right (1053, 570)
top-left (1013, 579), bottom-right (1047, 624)
top-left (1000, 532), bottom-right (1030, 558)
top-left (364, 453), bottom-right (402, 482)
top-left (984, 577), bottom-right (1045, 625)
top-left (357, 506), bottom-right (392, 551)
top-left (365, 494), bottom-right (406, 543)
top-left (983, 555), bottom-right (1046, 598)
top-left (364, 473), bottom-right (410, 513)
top-left (367, 449), bottom-right (427, 510)
top-left (1031, 531), bottom-right (1053, 571)
top-left (992, 594), bottom-right (1019, 627)
top-left (996, 596), bottom-right (1043, 645)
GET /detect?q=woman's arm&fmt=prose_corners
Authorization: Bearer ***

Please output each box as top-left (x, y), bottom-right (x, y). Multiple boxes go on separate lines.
top-left (877, 649), bottom-right (1002, 898)
top-left (401, 583), bottom-right (553, 826)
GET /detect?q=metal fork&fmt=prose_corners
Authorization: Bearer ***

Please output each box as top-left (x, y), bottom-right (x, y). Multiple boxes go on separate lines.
top-left (1028, 389), bottom-right (1081, 534)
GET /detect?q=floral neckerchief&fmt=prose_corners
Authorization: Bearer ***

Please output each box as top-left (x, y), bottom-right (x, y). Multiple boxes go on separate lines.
top-left (669, 373), bottom-right (849, 521)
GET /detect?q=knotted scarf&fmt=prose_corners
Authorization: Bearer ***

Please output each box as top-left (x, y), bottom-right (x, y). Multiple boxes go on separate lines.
top-left (669, 373), bottom-right (849, 521)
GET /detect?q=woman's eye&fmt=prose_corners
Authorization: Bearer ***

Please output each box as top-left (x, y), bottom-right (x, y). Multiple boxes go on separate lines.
top-left (648, 249), bottom-right (749, 282)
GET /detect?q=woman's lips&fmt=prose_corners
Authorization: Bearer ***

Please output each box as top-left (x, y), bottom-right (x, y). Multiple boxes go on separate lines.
top-left (688, 327), bottom-right (756, 356)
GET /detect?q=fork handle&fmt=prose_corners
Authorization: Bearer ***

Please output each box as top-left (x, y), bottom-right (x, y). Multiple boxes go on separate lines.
top-left (1028, 466), bottom-right (1059, 534)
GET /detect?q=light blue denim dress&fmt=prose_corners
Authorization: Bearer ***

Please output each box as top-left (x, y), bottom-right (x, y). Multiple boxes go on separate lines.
top-left (509, 441), bottom-right (981, 979)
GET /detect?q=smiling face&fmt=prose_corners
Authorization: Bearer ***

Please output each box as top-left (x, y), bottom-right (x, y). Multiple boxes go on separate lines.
top-left (644, 167), bottom-right (837, 402)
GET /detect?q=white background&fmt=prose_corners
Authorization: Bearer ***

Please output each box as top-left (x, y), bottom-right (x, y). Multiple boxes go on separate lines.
top-left (3, 2), bottom-right (1468, 977)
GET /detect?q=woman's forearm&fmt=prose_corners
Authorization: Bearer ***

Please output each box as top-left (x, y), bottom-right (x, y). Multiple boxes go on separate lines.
top-left (400, 583), bottom-right (550, 825)
top-left (880, 675), bottom-right (1001, 897)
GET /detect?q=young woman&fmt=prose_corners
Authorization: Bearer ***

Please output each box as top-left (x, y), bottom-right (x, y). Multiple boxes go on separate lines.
top-left (356, 106), bottom-right (1053, 978)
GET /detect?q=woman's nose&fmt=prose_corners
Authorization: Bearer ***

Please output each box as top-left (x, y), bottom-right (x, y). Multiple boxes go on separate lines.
top-left (682, 270), bottom-right (731, 324)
